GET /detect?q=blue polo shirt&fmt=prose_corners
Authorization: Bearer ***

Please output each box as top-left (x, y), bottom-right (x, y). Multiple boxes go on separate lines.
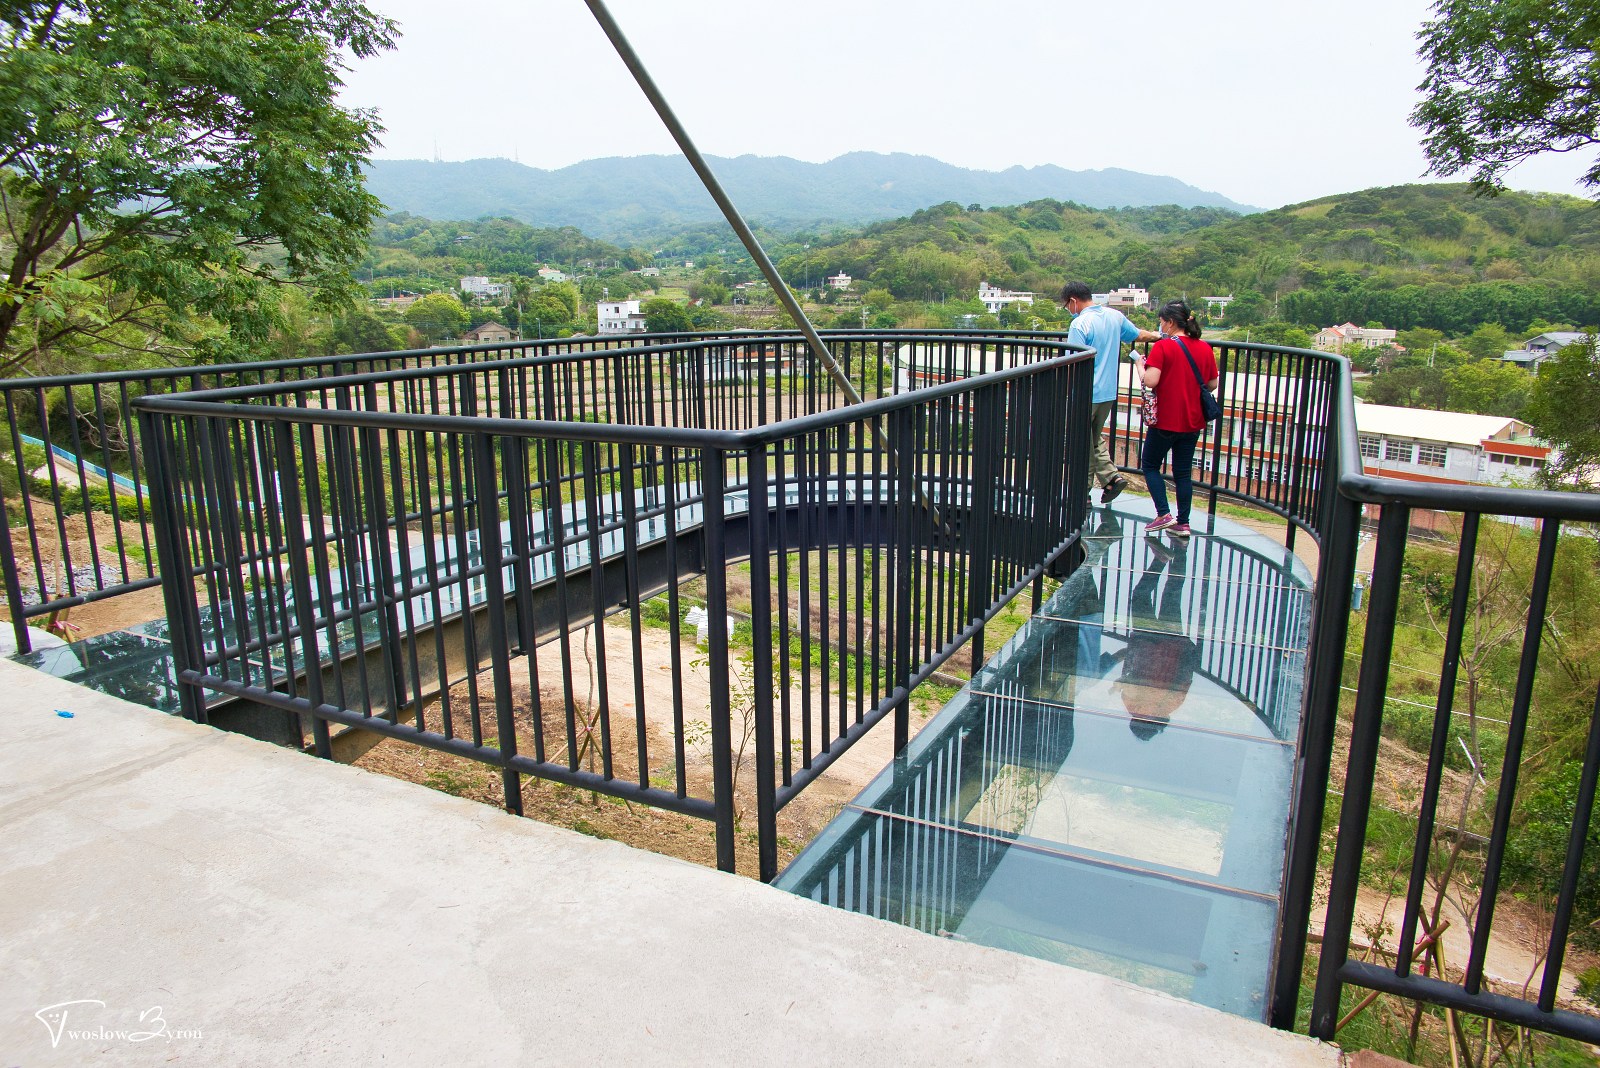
top-left (1067, 304), bottom-right (1141, 403)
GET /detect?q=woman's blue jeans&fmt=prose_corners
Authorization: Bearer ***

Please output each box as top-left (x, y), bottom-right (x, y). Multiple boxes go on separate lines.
top-left (1141, 427), bottom-right (1200, 523)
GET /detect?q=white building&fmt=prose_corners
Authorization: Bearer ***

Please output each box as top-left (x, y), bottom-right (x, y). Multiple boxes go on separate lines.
top-left (1098, 286), bottom-right (1150, 310)
top-left (977, 282), bottom-right (1035, 314)
top-left (633, 267), bottom-right (662, 277)
top-left (459, 276), bottom-right (505, 299)
top-left (1353, 404), bottom-right (1549, 485)
top-left (538, 267), bottom-right (568, 283)
top-left (827, 272), bottom-right (852, 290)
top-left (597, 299), bottom-right (647, 335)
top-left (1314, 322), bottom-right (1398, 352)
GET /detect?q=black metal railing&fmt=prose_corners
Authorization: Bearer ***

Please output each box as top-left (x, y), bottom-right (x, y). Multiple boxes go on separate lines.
top-left (133, 332), bottom-right (1094, 880)
top-left (1304, 357), bottom-right (1600, 1044)
top-left (0, 335), bottom-right (658, 653)
top-left (1106, 340), bottom-right (1338, 547)
top-left (0, 328), bottom-right (1076, 653)
top-left (1098, 338), bottom-right (1600, 1040)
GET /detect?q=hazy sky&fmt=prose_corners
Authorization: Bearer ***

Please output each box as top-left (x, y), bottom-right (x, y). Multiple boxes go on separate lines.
top-left (339, 0), bottom-right (1593, 212)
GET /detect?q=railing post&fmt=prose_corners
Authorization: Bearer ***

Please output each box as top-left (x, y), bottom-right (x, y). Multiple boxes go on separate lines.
top-left (892, 407), bottom-right (916, 753)
top-left (746, 444), bottom-right (779, 881)
top-left (138, 409), bottom-right (208, 725)
top-left (0, 489), bottom-right (29, 655)
top-left (359, 382), bottom-right (408, 720)
top-left (966, 385), bottom-right (1000, 667)
top-left (1271, 488), bottom-right (1361, 1029)
top-left (1271, 361), bottom-right (1361, 1029)
top-left (1310, 502), bottom-right (1410, 1038)
top-left (472, 431), bottom-right (524, 817)
top-left (273, 422), bottom-right (332, 760)
top-left (702, 452), bottom-right (737, 873)
top-left (1207, 344), bottom-right (1230, 522)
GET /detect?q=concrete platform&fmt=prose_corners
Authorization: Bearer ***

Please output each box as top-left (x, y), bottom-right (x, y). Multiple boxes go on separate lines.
top-left (0, 658), bottom-right (1342, 1066)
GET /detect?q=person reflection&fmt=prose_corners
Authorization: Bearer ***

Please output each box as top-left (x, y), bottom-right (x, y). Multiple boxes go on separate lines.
top-left (1113, 538), bottom-right (1197, 739)
top-left (1040, 509), bottom-right (1124, 699)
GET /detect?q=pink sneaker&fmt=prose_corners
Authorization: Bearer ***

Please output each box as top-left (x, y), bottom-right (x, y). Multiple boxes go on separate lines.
top-left (1145, 514), bottom-right (1176, 534)
top-left (1169, 523), bottom-right (1191, 538)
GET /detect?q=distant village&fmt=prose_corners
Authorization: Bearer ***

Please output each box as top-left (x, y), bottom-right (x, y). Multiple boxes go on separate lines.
top-left (367, 268), bottom-right (1581, 499)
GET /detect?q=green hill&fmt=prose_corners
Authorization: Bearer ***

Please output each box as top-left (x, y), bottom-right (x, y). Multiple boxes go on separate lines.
top-left (361, 184), bottom-right (1600, 338)
top-left (777, 184), bottom-right (1600, 333)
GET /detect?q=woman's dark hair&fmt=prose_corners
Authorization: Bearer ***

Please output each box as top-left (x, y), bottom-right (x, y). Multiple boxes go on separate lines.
top-left (1159, 300), bottom-right (1202, 339)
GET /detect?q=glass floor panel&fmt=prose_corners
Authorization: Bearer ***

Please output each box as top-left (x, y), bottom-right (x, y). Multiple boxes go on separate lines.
top-left (778, 497), bottom-right (1316, 1022)
top-left (836, 690), bottom-right (1294, 896)
top-left (13, 629), bottom-right (185, 714)
top-left (784, 804), bottom-right (1279, 1018)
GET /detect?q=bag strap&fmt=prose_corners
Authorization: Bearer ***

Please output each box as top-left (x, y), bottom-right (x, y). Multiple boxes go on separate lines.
top-left (1174, 338), bottom-right (1210, 390)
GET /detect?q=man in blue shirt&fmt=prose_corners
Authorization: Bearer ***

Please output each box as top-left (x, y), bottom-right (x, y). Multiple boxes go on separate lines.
top-left (1063, 281), bottom-right (1159, 503)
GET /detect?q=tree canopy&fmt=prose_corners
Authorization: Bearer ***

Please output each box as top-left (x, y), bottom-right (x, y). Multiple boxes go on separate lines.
top-left (642, 298), bottom-right (691, 334)
top-left (0, 0), bottom-right (398, 373)
top-left (1412, 0), bottom-right (1600, 195)
top-left (1523, 334), bottom-right (1600, 486)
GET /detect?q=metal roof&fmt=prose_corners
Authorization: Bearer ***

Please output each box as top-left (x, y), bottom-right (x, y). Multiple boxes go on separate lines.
top-left (1353, 402), bottom-right (1527, 446)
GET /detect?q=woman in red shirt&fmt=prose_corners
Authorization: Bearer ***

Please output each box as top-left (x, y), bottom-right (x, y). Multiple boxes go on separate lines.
top-left (1136, 300), bottom-right (1219, 537)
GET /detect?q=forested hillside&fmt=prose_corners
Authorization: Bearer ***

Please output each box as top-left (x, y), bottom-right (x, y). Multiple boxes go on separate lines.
top-left (776, 185), bottom-right (1600, 333)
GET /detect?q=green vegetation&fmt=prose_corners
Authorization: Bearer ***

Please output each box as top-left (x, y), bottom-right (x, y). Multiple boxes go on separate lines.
top-left (772, 184), bottom-right (1600, 337)
top-left (1354, 520), bottom-right (1600, 939)
top-left (1524, 335), bottom-right (1600, 486)
top-left (0, 0), bottom-right (397, 374)
top-left (1413, 0), bottom-right (1600, 196)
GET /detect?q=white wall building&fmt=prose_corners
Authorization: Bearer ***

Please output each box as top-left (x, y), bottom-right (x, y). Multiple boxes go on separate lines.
top-left (1353, 404), bottom-right (1549, 485)
top-left (597, 299), bottom-right (647, 335)
top-left (977, 282), bottom-right (1035, 314)
top-left (538, 267), bottom-right (568, 283)
top-left (827, 272), bottom-right (852, 290)
top-left (459, 276), bottom-right (505, 299)
top-left (1101, 286), bottom-right (1150, 309)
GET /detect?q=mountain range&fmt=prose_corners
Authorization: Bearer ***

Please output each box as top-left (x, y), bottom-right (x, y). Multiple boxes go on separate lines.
top-left (364, 153), bottom-right (1254, 240)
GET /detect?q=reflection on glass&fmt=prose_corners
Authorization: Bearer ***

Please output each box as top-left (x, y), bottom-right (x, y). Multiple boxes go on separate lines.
top-left (779, 503), bottom-right (1316, 1021)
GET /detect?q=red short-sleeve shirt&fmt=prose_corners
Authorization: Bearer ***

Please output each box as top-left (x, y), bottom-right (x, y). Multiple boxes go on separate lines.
top-left (1146, 337), bottom-right (1219, 433)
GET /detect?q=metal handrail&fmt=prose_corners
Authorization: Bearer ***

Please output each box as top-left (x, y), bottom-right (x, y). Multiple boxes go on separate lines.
top-left (132, 336), bottom-right (1091, 450)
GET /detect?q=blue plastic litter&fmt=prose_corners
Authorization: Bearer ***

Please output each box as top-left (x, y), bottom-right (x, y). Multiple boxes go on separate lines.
top-left (55, 710), bottom-right (74, 718)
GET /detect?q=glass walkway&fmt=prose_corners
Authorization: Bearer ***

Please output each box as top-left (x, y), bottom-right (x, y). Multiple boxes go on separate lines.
top-left (776, 497), bottom-right (1314, 1021)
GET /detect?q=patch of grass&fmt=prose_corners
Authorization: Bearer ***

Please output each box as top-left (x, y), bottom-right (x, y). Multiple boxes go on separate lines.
top-left (423, 768), bottom-right (479, 796)
top-left (1576, 966), bottom-right (1600, 1007)
top-left (1361, 804), bottom-right (1419, 896)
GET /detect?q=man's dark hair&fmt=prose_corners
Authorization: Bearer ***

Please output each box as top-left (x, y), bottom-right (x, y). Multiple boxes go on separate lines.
top-left (1059, 281), bottom-right (1092, 303)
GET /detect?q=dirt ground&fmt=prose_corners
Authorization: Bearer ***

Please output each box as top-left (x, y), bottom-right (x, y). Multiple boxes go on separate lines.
top-left (2, 502), bottom-right (163, 638)
top-left (354, 615), bottom-right (946, 879)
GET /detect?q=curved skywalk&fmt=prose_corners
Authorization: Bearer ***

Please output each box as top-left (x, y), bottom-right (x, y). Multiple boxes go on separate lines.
top-left (777, 498), bottom-right (1314, 1021)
